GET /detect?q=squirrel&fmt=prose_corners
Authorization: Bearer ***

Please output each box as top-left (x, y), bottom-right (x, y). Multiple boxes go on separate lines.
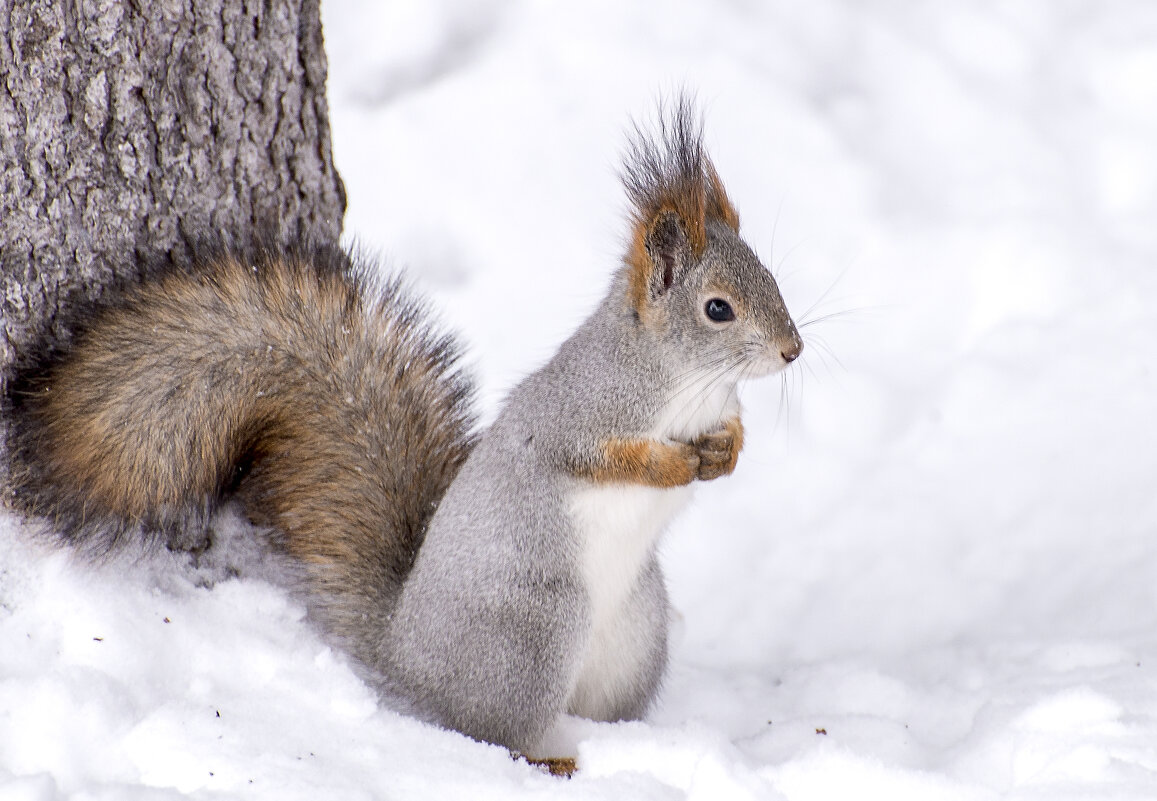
top-left (3, 96), bottom-right (802, 756)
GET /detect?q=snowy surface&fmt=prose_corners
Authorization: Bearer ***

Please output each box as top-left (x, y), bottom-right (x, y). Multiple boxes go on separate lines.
top-left (4, 1), bottom-right (1157, 798)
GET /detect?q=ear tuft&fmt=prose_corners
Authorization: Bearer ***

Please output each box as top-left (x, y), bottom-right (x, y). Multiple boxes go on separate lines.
top-left (621, 93), bottom-right (741, 313)
top-left (705, 161), bottom-right (740, 233)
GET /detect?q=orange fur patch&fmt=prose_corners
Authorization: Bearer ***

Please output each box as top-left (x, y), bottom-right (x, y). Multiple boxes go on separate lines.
top-left (588, 436), bottom-right (698, 488)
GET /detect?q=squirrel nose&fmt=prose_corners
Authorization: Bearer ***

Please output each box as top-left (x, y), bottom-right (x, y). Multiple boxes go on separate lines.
top-left (780, 337), bottom-right (803, 364)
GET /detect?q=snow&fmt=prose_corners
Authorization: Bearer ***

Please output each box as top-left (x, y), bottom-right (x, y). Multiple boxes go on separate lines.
top-left (3, 1), bottom-right (1157, 798)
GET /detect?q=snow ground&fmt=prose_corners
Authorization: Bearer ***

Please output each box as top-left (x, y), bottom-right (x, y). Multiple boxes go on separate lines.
top-left (3, 1), bottom-right (1157, 798)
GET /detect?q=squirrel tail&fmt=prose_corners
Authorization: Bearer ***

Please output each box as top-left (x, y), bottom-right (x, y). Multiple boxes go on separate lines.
top-left (4, 237), bottom-right (476, 656)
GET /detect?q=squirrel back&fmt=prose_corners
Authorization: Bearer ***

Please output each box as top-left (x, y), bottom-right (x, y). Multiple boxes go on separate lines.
top-left (4, 238), bottom-right (476, 662)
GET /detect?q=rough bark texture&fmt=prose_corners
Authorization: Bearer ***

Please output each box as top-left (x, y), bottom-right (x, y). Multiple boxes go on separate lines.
top-left (0, 0), bottom-right (345, 375)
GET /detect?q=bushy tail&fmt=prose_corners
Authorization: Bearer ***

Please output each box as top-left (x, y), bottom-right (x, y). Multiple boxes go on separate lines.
top-left (4, 238), bottom-right (476, 656)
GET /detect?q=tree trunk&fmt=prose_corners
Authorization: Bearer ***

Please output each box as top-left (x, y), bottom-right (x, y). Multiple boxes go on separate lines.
top-left (0, 0), bottom-right (345, 374)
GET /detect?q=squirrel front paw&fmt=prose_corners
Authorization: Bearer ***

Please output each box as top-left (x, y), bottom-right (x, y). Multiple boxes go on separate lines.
top-left (692, 417), bottom-right (744, 481)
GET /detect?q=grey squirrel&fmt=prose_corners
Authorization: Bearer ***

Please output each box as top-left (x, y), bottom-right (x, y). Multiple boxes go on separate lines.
top-left (4, 97), bottom-right (802, 755)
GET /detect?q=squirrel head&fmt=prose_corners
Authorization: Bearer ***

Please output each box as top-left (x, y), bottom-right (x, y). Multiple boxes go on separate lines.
top-left (621, 96), bottom-right (803, 380)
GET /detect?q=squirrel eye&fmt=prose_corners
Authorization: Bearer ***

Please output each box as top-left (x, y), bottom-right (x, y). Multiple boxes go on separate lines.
top-left (704, 298), bottom-right (735, 322)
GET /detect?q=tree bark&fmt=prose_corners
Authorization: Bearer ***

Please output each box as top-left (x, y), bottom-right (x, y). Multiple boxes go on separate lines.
top-left (0, 0), bottom-right (345, 373)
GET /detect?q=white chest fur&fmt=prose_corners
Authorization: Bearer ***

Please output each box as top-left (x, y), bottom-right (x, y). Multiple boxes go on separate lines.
top-left (564, 373), bottom-right (740, 718)
top-left (565, 481), bottom-right (691, 719)
top-left (570, 372), bottom-right (737, 626)
top-left (570, 482), bottom-right (692, 629)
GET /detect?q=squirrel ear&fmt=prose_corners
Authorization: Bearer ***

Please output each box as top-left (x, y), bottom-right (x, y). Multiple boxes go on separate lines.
top-left (645, 210), bottom-right (692, 296)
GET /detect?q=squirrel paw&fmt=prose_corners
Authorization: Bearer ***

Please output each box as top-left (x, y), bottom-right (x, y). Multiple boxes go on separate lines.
top-left (693, 418), bottom-right (744, 481)
top-left (519, 755), bottom-right (578, 778)
top-left (672, 440), bottom-right (702, 484)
